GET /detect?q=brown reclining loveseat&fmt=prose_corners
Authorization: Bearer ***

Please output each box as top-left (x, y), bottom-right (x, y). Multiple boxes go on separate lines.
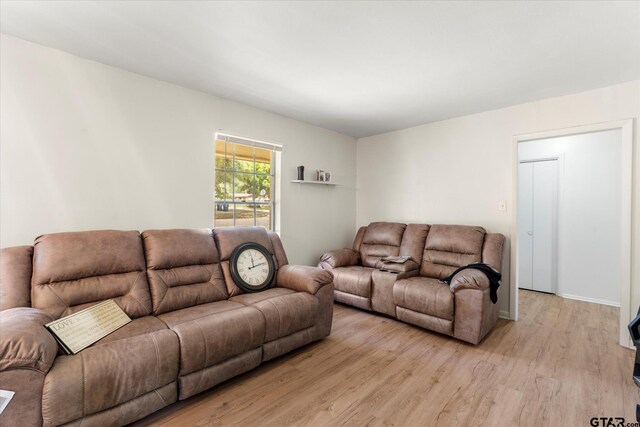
top-left (0, 227), bottom-right (334, 426)
top-left (319, 222), bottom-right (504, 344)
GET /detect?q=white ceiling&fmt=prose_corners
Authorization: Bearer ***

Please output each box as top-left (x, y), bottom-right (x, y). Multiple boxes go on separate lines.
top-left (1, 1), bottom-right (639, 138)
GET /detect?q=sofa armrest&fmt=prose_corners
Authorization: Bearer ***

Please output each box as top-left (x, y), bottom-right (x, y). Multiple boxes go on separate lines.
top-left (449, 269), bottom-right (491, 293)
top-left (0, 307), bottom-right (58, 373)
top-left (0, 246), bottom-right (34, 311)
top-left (376, 259), bottom-right (420, 274)
top-left (277, 265), bottom-right (333, 295)
top-left (318, 248), bottom-right (359, 269)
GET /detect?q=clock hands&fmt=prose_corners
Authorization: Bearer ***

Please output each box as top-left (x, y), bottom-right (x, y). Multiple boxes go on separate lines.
top-left (248, 262), bottom-right (267, 270)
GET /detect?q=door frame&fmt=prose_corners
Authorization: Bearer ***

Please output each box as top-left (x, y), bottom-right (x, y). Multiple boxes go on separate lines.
top-left (517, 157), bottom-right (562, 296)
top-left (511, 119), bottom-right (634, 348)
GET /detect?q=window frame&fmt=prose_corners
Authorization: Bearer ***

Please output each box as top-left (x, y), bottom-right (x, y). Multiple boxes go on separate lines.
top-left (214, 133), bottom-right (280, 231)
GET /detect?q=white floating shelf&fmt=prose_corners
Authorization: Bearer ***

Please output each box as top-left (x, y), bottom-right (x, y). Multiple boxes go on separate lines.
top-left (291, 180), bottom-right (337, 186)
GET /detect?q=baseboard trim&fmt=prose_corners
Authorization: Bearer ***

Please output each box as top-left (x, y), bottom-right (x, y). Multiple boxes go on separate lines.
top-left (557, 293), bottom-right (620, 308)
top-left (498, 310), bottom-right (511, 319)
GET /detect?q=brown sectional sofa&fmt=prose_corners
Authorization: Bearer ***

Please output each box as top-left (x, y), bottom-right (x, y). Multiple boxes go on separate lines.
top-left (0, 227), bottom-right (334, 426)
top-left (319, 222), bottom-right (505, 345)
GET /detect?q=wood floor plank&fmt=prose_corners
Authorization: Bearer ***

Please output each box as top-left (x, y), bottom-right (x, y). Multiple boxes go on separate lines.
top-left (131, 291), bottom-right (639, 426)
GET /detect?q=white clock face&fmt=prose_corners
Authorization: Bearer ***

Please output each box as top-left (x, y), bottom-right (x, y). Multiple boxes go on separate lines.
top-left (236, 248), bottom-right (271, 287)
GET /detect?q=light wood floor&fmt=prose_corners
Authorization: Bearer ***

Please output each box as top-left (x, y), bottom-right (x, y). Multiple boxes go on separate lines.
top-left (134, 290), bottom-right (639, 426)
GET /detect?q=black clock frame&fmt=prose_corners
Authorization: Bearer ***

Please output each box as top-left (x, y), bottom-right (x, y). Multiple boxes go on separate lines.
top-left (229, 242), bottom-right (276, 293)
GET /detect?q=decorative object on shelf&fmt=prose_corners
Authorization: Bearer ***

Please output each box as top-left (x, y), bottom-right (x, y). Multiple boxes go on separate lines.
top-left (292, 168), bottom-right (337, 186)
top-left (229, 242), bottom-right (276, 292)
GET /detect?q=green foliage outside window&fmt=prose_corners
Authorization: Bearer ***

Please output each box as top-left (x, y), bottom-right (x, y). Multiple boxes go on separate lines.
top-left (215, 155), bottom-right (272, 202)
top-left (214, 141), bottom-right (274, 230)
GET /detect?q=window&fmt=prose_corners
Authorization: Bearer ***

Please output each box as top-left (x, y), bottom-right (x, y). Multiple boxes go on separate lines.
top-left (214, 134), bottom-right (280, 230)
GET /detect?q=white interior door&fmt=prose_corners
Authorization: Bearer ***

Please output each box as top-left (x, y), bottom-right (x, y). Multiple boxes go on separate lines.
top-left (531, 160), bottom-right (557, 293)
top-left (517, 162), bottom-right (533, 290)
top-left (518, 160), bottom-right (557, 294)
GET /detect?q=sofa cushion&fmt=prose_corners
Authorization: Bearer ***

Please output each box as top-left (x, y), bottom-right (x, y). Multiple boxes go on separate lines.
top-left (31, 230), bottom-right (152, 319)
top-left (332, 266), bottom-right (375, 298)
top-left (250, 293), bottom-right (319, 342)
top-left (232, 288), bottom-right (320, 342)
top-left (394, 276), bottom-right (454, 321)
top-left (420, 224), bottom-right (486, 279)
top-left (160, 303), bottom-right (265, 376)
top-left (42, 329), bottom-right (179, 427)
top-left (96, 315), bottom-right (168, 346)
top-left (157, 300), bottom-right (244, 328)
top-left (361, 222), bottom-right (407, 246)
top-left (399, 224), bottom-right (430, 265)
top-left (230, 287), bottom-right (295, 305)
top-left (0, 370), bottom-right (45, 427)
top-left (213, 227), bottom-right (277, 297)
top-left (359, 222), bottom-right (406, 267)
top-left (143, 229), bottom-right (228, 315)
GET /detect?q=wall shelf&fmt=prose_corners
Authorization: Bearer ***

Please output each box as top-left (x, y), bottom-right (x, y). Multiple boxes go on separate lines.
top-left (291, 180), bottom-right (337, 186)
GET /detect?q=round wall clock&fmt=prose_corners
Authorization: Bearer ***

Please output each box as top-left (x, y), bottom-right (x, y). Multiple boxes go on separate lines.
top-left (229, 242), bottom-right (276, 292)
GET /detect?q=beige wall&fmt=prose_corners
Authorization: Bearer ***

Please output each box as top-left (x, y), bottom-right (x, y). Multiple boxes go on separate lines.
top-left (357, 80), bottom-right (640, 318)
top-left (0, 35), bottom-right (357, 266)
top-left (3, 33), bottom-right (639, 323)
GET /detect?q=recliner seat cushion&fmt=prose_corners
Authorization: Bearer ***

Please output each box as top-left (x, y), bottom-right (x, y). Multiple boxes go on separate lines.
top-left (250, 292), bottom-right (319, 342)
top-left (230, 287), bottom-right (296, 305)
top-left (232, 288), bottom-right (320, 342)
top-left (31, 230), bottom-right (152, 319)
top-left (42, 329), bottom-right (179, 427)
top-left (420, 225), bottom-right (486, 279)
top-left (96, 315), bottom-right (168, 346)
top-left (157, 300), bottom-right (245, 328)
top-left (394, 276), bottom-right (454, 321)
top-left (359, 222), bottom-right (406, 267)
top-left (331, 266), bottom-right (375, 298)
top-left (158, 301), bottom-right (265, 376)
top-left (143, 229), bottom-right (228, 315)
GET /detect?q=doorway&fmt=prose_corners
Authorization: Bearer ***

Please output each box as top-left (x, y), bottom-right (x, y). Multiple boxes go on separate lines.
top-left (517, 159), bottom-right (558, 294)
top-left (511, 119), bottom-right (634, 348)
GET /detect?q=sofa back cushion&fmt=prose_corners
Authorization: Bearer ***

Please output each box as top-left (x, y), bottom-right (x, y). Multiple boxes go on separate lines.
top-left (142, 229), bottom-right (228, 315)
top-left (31, 230), bottom-right (152, 319)
top-left (420, 225), bottom-right (486, 279)
top-left (213, 227), bottom-right (278, 296)
top-left (399, 224), bottom-right (430, 265)
top-left (359, 222), bottom-right (407, 268)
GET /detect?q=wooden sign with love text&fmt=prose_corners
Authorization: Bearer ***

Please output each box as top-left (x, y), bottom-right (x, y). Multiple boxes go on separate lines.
top-left (45, 300), bottom-right (131, 355)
